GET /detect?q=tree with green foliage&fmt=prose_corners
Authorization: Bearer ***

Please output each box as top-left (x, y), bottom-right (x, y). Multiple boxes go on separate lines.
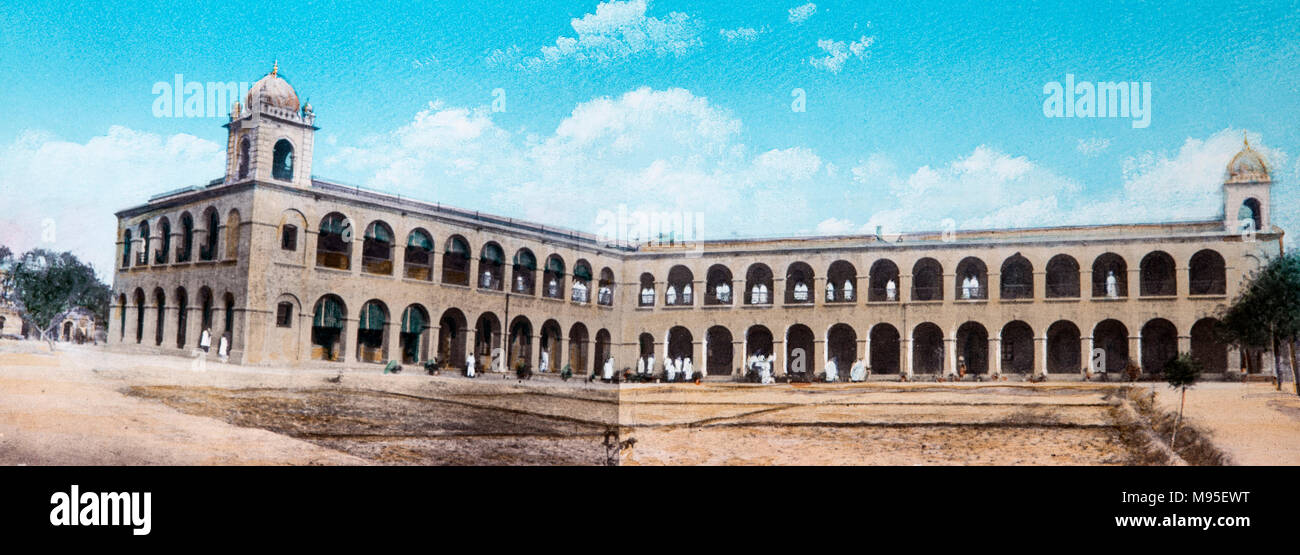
top-left (1164, 353), bottom-right (1202, 450)
top-left (4, 249), bottom-right (111, 350)
top-left (1219, 251), bottom-right (1300, 395)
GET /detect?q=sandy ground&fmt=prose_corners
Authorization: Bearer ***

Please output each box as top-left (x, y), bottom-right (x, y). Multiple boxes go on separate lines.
top-left (1149, 381), bottom-right (1300, 465)
top-left (6, 340), bottom-right (1300, 465)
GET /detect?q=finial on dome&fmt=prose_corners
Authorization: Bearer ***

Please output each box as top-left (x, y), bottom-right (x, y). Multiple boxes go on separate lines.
top-left (1244, 130), bottom-right (1249, 148)
top-left (272, 60), bottom-right (278, 77)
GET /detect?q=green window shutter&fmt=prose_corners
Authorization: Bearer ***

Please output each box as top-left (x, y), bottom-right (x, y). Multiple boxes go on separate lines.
top-left (359, 302), bottom-right (386, 331)
top-left (574, 264), bottom-right (592, 281)
top-left (313, 297), bottom-right (345, 329)
top-left (407, 232), bottom-right (432, 250)
top-left (482, 244), bottom-right (504, 264)
top-left (446, 237), bottom-right (469, 256)
top-left (401, 307), bottom-right (426, 334)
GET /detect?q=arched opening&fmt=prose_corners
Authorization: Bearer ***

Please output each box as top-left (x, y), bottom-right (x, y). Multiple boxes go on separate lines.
top-left (237, 137), bottom-right (250, 179)
top-left (222, 292), bottom-right (235, 349)
top-left (638, 332), bottom-right (656, 369)
top-left (569, 323), bottom-right (590, 375)
top-left (785, 262), bottom-right (814, 304)
top-left (571, 260), bottom-right (593, 303)
top-left (1091, 253), bottom-right (1128, 298)
top-left (639, 273), bottom-right (656, 306)
top-left (153, 288), bottom-right (166, 346)
top-left (956, 322), bottom-right (989, 374)
top-left (1047, 321), bottom-right (1081, 374)
top-left (178, 212), bottom-right (194, 262)
top-left (355, 300), bottom-right (388, 363)
top-left (745, 263), bottom-right (773, 305)
top-left (121, 229), bottom-right (132, 268)
top-left (473, 313), bottom-right (501, 372)
top-left (1239, 198), bottom-right (1262, 232)
top-left (786, 324), bottom-right (815, 376)
top-left (594, 329), bottom-right (612, 370)
top-left (746, 326), bottom-right (774, 360)
top-left (1000, 321), bottom-right (1034, 374)
top-left (404, 229), bottom-right (434, 281)
top-left (361, 221), bottom-right (394, 275)
top-left (175, 287), bottom-right (188, 348)
top-left (912, 323), bottom-right (944, 374)
top-left (117, 293), bottom-right (126, 339)
top-left (826, 261), bottom-right (857, 303)
top-left (201, 207), bottom-right (219, 262)
top-left (706, 326), bottom-right (733, 376)
top-left (198, 287), bottom-right (214, 333)
top-left (311, 295), bottom-right (346, 361)
top-left (478, 242), bottom-right (505, 290)
top-left (705, 264), bottom-right (733, 305)
top-left (869, 324), bottom-right (900, 374)
top-left (542, 255), bottom-right (565, 299)
top-left (316, 213), bottom-right (352, 270)
top-left (868, 259), bottom-right (900, 302)
top-left (133, 288), bottom-right (146, 343)
top-left (1139, 251), bottom-right (1176, 296)
top-left (511, 249), bottom-right (537, 295)
top-left (827, 323), bottom-right (857, 369)
top-left (912, 258), bottom-right (943, 301)
top-left (539, 320), bottom-right (562, 372)
top-left (272, 139), bottom-right (294, 181)
top-left (1046, 254), bottom-right (1080, 298)
top-left (667, 326), bottom-right (693, 362)
top-left (1190, 318), bottom-right (1227, 373)
top-left (401, 305), bottom-right (431, 365)
top-left (63, 321), bottom-right (72, 341)
top-left (955, 257), bottom-right (988, 300)
top-left (1093, 319), bottom-right (1129, 373)
top-left (435, 308), bottom-right (466, 369)
top-left (1141, 318), bottom-right (1178, 373)
top-left (137, 221), bottom-right (150, 266)
top-left (597, 268), bottom-right (615, 306)
top-left (442, 236), bottom-right (471, 285)
top-left (156, 217), bottom-right (171, 264)
top-left (507, 316), bottom-right (532, 372)
top-left (1000, 254), bottom-right (1033, 300)
top-left (666, 265), bottom-right (694, 306)
top-left (1189, 249), bottom-right (1226, 295)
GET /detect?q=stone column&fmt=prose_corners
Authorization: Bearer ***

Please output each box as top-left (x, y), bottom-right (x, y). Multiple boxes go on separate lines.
top-left (813, 276), bottom-right (826, 306)
top-left (1083, 335), bottom-right (1094, 376)
top-left (185, 306), bottom-right (204, 355)
top-left (159, 305), bottom-right (176, 350)
top-left (1129, 335), bottom-right (1142, 373)
top-left (385, 320), bottom-right (402, 364)
top-left (1177, 334), bottom-right (1191, 355)
top-left (341, 318), bottom-right (357, 364)
top-left (902, 337), bottom-right (913, 378)
top-left (1035, 336), bottom-right (1048, 377)
top-left (945, 337), bottom-right (957, 377)
top-left (989, 337), bottom-right (1002, 376)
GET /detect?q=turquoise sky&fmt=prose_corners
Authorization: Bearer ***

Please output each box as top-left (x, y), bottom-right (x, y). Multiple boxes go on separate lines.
top-left (0, 0), bottom-right (1296, 274)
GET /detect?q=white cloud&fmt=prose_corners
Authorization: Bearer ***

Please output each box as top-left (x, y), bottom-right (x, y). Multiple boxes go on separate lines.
top-left (1076, 137), bottom-right (1112, 157)
top-left (324, 87), bottom-right (823, 240)
top-left (491, 0), bottom-right (703, 69)
top-left (0, 126), bottom-right (225, 279)
top-left (788, 3), bottom-right (817, 24)
top-left (719, 26), bottom-right (766, 43)
top-left (808, 35), bottom-right (874, 73)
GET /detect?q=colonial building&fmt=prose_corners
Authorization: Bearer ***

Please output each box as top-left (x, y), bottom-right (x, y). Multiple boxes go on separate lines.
top-left (107, 66), bottom-right (1284, 379)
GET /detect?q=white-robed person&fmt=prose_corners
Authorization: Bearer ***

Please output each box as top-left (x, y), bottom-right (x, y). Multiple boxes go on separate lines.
top-left (682, 283), bottom-right (692, 304)
top-left (539, 350), bottom-right (549, 373)
top-left (646, 354), bottom-right (655, 378)
top-left (602, 356), bottom-right (614, 381)
top-left (885, 279), bottom-right (897, 301)
top-left (716, 282), bottom-right (730, 303)
top-left (200, 328), bottom-right (212, 353)
top-left (636, 356), bottom-right (646, 377)
top-left (665, 356), bottom-right (678, 382)
top-left (665, 285), bottom-right (677, 305)
top-left (465, 352), bottom-right (476, 377)
top-left (1106, 270), bottom-right (1119, 298)
top-left (843, 280), bottom-right (854, 301)
top-left (762, 354), bottom-right (776, 384)
top-left (850, 358), bottom-right (867, 382)
top-left (825, 357), bottom-right (839, 382)
top-left (826, 281), bottom-right (836, 302)
top-left (682, 357), bottom-right (694, 381)
top-left (218, 333), bottom-right (229, 363)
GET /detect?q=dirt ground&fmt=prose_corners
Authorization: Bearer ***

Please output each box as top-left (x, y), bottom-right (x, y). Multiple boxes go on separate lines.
top-left (4, 341), bottom-right (1298, 465)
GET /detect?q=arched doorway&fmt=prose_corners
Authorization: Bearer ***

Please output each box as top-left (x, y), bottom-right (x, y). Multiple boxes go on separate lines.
top-left (706, 325), bottom-right (733, 376)
top-left (507, 316), bottom-right (532, 371)
top-left (1190, 318), bottom-right (1226, 373)
top-left (400, 304), bottom-right (431, 365)
top-left (311, 295), bottom-right (346, 361)
top-left (356, 300), bottom-right (388, 363)
top-left (956, 322), bottom-right (988, 374)
top-left (869, 323), bottom-right (900, 374)
top-left (786, 324), bottom-right (814, 376)
top-left (1093, 319), bottom-right (1129, 373)
top-left (436, 308), bottom-right (467, 369)
top-left (569, 323), bottom-right (590, 375)
top-left (1141, 318), bottom-right (1178, 373)
top-left (912, 323), bottom-right (944, 374)
top-left (1000, 321), bottom-right (1033, 374)
top-left (594, 329), bottom-right (612, 369)
top-left (667, 326), bottom-right (693, 362)
top-left (539, 319), bottom-right (562, 372)
top-left (1047, 321), bottom-right (1081, 374)
top-left (827, 323), bottom-right (857, 367)
top-left (745, 325), bottom-right (774, 360)
top-left (474, 313), bottom-right (501, 371)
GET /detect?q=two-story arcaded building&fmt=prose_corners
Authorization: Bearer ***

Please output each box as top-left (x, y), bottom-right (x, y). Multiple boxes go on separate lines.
top-left (107, 67), bottom-right (1285, 379)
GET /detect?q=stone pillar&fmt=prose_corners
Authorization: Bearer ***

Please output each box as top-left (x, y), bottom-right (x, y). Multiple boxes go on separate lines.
top-left (341, 318), bottom-right (357, 364)
top-left (945, 337), bottom-right (957, 377)
top-left (1226, 345), bottom-right (1241, 374)
top-left (1035, 336), bottom-right (1048, 377)
top-left (159, 305), bottom-right (176, 350)
top-left (989, 337), bottom-right (1002, 376)
top-left (1079, 268), bottom-right (1090, 298)
top-left (385, 320), bottom-right (402, 364)
top-left (125, 303), bottom-right (139, 344)
top-left (1129, 335), bottom-right (1142, 373)
top-left (1127, 268), bottom-right (1141, 297)
top-left (813, 276), bottom-right (826, 306)
top-left (186, 306), bottom-right (204, 355)
top-left (902, 337), bottom-right (913, 378)
top-left (1083, 335), bottom-right (1094, 376)
top-left (1177, 334), bottom-right (1191, 355)
top-left (107, 304), bottom-right (122, 345)
top-left (897, 273), bottom-right (910, 303)
top-left (529, 332), bottom-right (542, 372)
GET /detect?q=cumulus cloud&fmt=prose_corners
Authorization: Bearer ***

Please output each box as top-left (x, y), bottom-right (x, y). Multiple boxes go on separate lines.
top-left (324, 87), bottom-right (824, 240)
top-left (821, 128), bottom-right (1291, 238)
top-left (787, 3), bottom-right (817, 24)
top-left (1076, 137), bottom-right (1112, 157)
top-left (0, 126), bottom-right (225, 278)
top-left (490, 0), bottom-right (703, 69)
top-left (808, 35), bottom-right (874, 73)
top-left (719, 26), bottom-right (766, 43)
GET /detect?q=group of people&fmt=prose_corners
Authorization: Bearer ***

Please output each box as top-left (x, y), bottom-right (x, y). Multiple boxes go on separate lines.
top-left (634, 355), bottom-right (696, 382)
top-left (961, 274), bottom-right (982, 299)
top-left (193, 327), bottom-right (230, 365)
top-left (665, 284), bottom-right (693, 305)
top-left (747, 352), bottom-right (777, 383)
top-left (826, 280), bottom-right (855, 302)
top-left (823, 357), bottom-right (870, 382)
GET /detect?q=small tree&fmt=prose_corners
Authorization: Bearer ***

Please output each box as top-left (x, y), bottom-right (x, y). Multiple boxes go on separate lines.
top-left (5, 249), bottom-right (110, 351)
top-left (1165, 353), bottom-right (1202, 450)
top-left (1219, 252), bottom-right (1300, 395)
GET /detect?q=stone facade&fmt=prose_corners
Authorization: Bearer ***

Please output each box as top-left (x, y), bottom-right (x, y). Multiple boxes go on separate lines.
top-left (106, 68), bottom-right (1284, 379)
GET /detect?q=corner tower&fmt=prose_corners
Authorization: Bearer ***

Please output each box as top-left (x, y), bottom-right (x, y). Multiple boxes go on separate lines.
top-left (223, 63), bottom-right (317, 188)
top-left (1223, 133), bottom-right (1272, 234)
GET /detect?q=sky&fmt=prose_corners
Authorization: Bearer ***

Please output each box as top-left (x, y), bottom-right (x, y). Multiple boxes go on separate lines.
top-left (1, 0), bottom-right (1298, 278)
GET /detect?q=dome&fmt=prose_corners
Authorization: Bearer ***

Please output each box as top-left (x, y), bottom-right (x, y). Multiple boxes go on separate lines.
top-left (244, 62), bottom-right (300, 111)
top-left (1226, 134), bottom-right (1270, 183)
